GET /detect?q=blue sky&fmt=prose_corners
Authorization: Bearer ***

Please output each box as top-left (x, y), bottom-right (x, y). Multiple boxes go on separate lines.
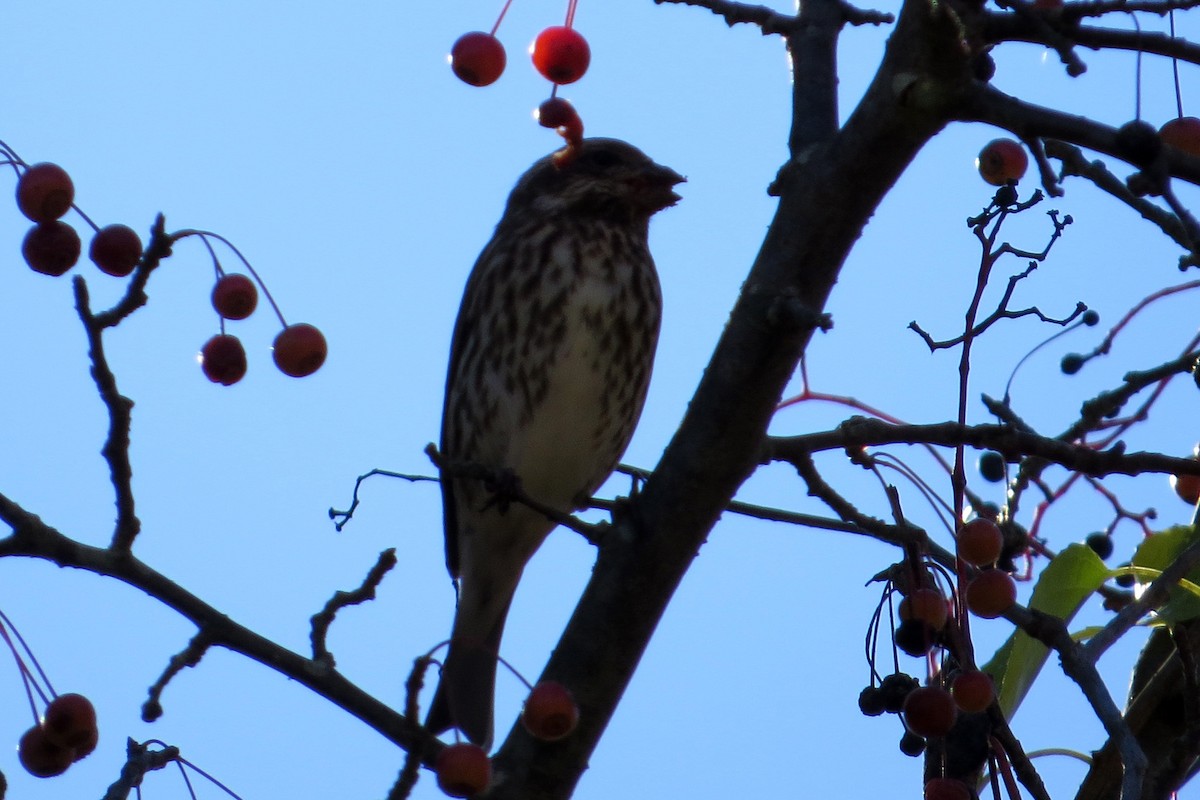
top-left (2, 2), bottom-right (1200, 799)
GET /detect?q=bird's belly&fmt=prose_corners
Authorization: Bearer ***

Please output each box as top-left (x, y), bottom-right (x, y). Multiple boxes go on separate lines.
top-left (506, 337), bottom-right (615, 512)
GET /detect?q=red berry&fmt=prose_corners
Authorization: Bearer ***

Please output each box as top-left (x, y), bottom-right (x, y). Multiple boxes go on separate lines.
top-left (272, 323), bottom-right (327, 378)
top-left (977, 138), bottom-right (1028, 185)
top-left (200, 334), bottom-right (248, 386)
top-left (211, 273), bottom-right (259, 320)
top-left (902, 686), bottom-right (957, 738)
top-left (531, 26), bottom-right (590, 85)
top-left (925, 777), bottom-right (973, 800)
top-left (23, 222), bottom-right (81, 276)
top-left (43, 693), bottom-right (97, 750)
top-left (951, 670), bottom-right (995, 713)
top-left (71, 724), bottom-right (98, 762)
top-left (435, 742), bottom-right (491, 798)
top-left (1172, 470), bottom-right (1200, 505)
top-left (89, 224), bottom-right (143, 277)
top-left (898, 587), bottom-right (949, 631)
top-left (18, 726), bottom-right (73, 778)
top-left (957, 518), bottom-right (1003, 566)
top-left (16, 163), bottom-right (74, 223)
top-left (967, 569), bottom-right (1017, 618)
top-left (450, 32), bottom-right (506, 87)
top-left (522, 681), bottom-right (580, 741)
top-left (1160, 117), bottom-right (1200, 157)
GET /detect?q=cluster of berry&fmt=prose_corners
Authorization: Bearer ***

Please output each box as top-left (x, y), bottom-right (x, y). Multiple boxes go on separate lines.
top-left (8, 158), bottom-right (327, 387)
top-left (448, 0), bottom-right (590, 147)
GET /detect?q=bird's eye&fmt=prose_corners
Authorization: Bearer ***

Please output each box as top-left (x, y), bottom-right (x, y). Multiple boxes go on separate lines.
top-left (587, 150), bottom-right (621, 169)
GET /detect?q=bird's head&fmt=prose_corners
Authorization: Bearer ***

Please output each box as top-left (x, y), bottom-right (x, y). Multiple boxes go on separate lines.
top-left (507, 138), bottom-right (685, 224)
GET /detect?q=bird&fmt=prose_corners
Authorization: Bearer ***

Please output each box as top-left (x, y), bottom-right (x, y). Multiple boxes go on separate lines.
top-left (426, 138), bottom-right (684, 748)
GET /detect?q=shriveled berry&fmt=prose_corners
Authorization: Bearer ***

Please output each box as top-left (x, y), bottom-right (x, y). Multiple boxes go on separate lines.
top-left (1082, 309), bottom-right (1100, 326)
top-left (23, 222), bottom-right (81, 276)
top-left (977, 138), bottom-right (1027, 185)
top-left (967, 569), bottom-right (1017, 618)
top-left (89, 224), bottom-right (142, 277)
top-left (1086, 532), bottom-right (1114, 560)
top-left (537, 96), bottom-right (585, 147)
top-left (978, 451), bottom-right (1005, 482)
top-left (1061, 353), bottom-right (1085, 374)
top-left (531, 26), bottom-right (590, 84)
top-left (200, 334), bottom-right (248, 386)
top-left (43, 694), bottom-right (97, 750)
top-left (18, 726), bottom-right (72, 778)
top-left (1115, 119), bottom-right (1162, 167)
top-left (899, 730), bottom-right (926, 756)
top-left (273, 323), bottom-right (327, 377)
top-left (211, 274), bottom-right (259, 320)
top-left (450, 32), bottom-right (506, 87)
top-left (879, 672), bottom-right (920, 712)
top-left (958, 518), bottom-right (1003, 566)
top-left (1115, 563), bottom-right (1136, 588)
top-left (858, 685), bottom-right (886, 716)
top-left (903, 686), bottom-right (957, 738)
top-left (435, 742), bottom-right (491, 798)
top-left (17, 163), bottom-right (74, 223)
top-left (522, 681), bottom-right (579, 741)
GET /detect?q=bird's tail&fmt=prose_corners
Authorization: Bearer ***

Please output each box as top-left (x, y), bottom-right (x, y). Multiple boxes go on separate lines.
top-left (425, 597), bottom-right (513, 750)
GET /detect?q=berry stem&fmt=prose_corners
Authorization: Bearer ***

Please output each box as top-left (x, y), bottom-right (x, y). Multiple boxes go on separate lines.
top-left (0, 610), bottom-right (55, 723)
top-left (489, 0), bottom-right (515, 36)
top-left (175, 230), bottom-right (289, 328)
top-left (1171, 11), bottom-right (1184, 118)
top-left (565, 0), bottom-right (579, 27)
top-left (1129, 12), bottom-right (1144, 120)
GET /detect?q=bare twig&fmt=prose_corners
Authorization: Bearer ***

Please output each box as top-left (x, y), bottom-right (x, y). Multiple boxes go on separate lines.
top-left (652, 0), bottom-right (800, 33)
top-left (310, 549), bottom-right (399, 666)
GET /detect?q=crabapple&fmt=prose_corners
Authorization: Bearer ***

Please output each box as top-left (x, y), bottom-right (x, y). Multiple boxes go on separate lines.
top-left (23, 222), bottom-right (81, 276)
top-left (522, 681), bottom-right (580, 741)
top-left (18, 726), bottom-right (72, 778)
top-left (958, 518), bottom-right (1003, 566)
top-left (17, 163), bottom-right (74, 223)
top-left (977, 138), bottom-right (1027, 185)
top-left (435, 742), bottom-right (491, 798)
top-left (1160, 116), bottom-right (1200, 157)
top-left (531, 26), bottom-right (590, 84)
top-left (925, 777), bottom-right (973, 800)
top-left (200, 334), bottom-right (248, 386)
top-left (89, 224), bottom-right (142, 277)
top-left (272, 323), bottom-right (327, 377)
top-left (899, 587), bottom-right (948, 630)
top-left (43, 693), bottom-right (97, 750)
top-left (967, 569), bottom-right (1017, 618)
top-left (450, 32), bottom-right (506, 87)
top-left (211, 273), bottom-right (258, 320)
top-left (951, 670), bottom-right (995, 713)
top-left (902, 686), bottom-right (957, 738)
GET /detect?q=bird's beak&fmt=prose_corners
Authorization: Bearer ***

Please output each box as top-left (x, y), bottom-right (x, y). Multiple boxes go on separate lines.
top-left (641, 164), bottom-right (686, 209)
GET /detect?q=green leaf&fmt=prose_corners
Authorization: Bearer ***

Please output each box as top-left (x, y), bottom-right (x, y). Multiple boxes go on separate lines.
top-left (983, 543), bottom-right (1110, 718)
top-left (1132, 525), bottom-right (1200, 623)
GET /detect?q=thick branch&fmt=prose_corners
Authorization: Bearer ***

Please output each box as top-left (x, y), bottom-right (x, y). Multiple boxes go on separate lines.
top-left (485, 0), bottom-right (971, 794)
